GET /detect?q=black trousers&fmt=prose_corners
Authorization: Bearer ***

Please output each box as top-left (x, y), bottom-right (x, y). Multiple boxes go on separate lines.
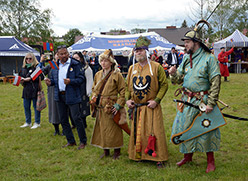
top-left (56, 94), bottom-right (87, 144)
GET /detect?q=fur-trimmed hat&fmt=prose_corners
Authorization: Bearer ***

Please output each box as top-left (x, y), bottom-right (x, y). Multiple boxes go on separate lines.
top-left (99, 49), bottom-right (120, 72)
top-left (181, 19), bottom-right (211, 53)
top-left (134, 36), bottom-right (151, 51)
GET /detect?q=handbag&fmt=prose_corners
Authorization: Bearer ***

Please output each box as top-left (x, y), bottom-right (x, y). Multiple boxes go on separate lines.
top-left (36, 77), bottom-right (47, 111)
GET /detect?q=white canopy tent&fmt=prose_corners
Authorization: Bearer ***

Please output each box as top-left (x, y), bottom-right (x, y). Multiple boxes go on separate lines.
top-left (68, 32), bottom-right (176, 57)
top-left (213, 29), bottom-right (248, 58)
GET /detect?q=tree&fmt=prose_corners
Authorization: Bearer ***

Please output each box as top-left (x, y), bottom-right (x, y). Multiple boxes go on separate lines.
top-left (63, 28), bottom-right (83, 47)
top-left (0, 0), bottom-right (54, 44)
top-left (181, 20), bottom-right (188, 28)
top-left (187, 0), bottom-right (210, 40)
top-left (131, 28), bottom-right (146, 34)
top-left (208, 0), bottom-right (248, 40)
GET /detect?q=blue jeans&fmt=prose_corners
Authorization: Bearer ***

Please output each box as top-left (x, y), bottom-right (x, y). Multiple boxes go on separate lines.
top-left (23, 98), bottom-right (41, 124)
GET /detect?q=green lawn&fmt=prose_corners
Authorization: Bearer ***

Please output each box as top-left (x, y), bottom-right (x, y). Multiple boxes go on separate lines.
top-left (0, 73), bottom-right (247, 180)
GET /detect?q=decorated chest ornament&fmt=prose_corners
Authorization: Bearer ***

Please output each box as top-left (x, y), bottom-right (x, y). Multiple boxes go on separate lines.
top-left (133, 75), bottom-right (151, 100)
top-left (181, 19), bottom-right (211, 68)
top-left (132, 36), bottom-right (153, 76)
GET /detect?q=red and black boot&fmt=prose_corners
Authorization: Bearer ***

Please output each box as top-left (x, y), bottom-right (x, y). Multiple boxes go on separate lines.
top-left (176, 153), bottom-right (193, 166)
top-left (206, 152), bottom-right (216, 173)
top-left (113, 148), bottom-right (121, 160)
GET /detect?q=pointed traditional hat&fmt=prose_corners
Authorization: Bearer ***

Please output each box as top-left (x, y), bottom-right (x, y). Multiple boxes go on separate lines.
top-left (181, 19), bottom-right (211, 53)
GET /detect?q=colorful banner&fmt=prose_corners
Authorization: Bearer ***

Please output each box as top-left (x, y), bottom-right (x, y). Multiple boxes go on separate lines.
top-left (43, 42), bottom-right (54, 51)
top-left (13, 76), bottom-right (21, 86)
top-left (30, 66), bottom-right (42, 81)
top-left (48, 61), bottom-right (59, 70)
top-left (69, 32), bottom-right (176, 52)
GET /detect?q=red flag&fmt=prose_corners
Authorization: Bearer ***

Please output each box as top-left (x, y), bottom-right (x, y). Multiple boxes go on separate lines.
top-left (30, 66), bottom-right (42, 81)
top-left (50, 43), bottom-right (54, 51)
top-left (13, 76), bottom-right (21, 86)
top-left (43, 42), bottom-right (47, 51)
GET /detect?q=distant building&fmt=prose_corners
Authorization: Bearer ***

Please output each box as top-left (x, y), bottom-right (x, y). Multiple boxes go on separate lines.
top-left (75, 35), bottom-right (84, 43)
top-left (54, 36), bottom-right (64, 43)
top-left (101, 30), bottom-right (130, 35)
top-left (148, 26), bottom-right (191, 47)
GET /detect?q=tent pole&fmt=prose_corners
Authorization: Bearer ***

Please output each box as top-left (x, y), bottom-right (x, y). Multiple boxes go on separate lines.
top-left (16, 59), bottom-right (18, 74)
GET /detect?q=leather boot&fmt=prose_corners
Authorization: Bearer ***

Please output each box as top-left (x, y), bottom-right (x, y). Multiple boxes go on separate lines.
top-left (53, 124), bottom-right (60, 136)
top-left (176, 153), bottom-right (193, 166)
top-left (113, 148), bottom-right (121, 160)
top-left (100, 149), bottom-right (110, 159)
top-left (206, 152), bottom-right (216, 173)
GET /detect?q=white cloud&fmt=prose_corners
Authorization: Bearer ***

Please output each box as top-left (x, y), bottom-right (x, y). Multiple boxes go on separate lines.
top-left (41, 0), bottom-right (196, 36)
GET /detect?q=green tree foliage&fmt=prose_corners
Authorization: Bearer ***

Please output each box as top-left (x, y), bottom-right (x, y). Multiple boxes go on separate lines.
top-left (131, 28), bottom-right (147, 34)
top-left (0, 0), bottom-right (53, 44)
top-left (208, 0), bottom-right (248, 40)
top-left (181, 20), bottom-right (188, 28)
top-left (63, 28), bottom-right (83, 47)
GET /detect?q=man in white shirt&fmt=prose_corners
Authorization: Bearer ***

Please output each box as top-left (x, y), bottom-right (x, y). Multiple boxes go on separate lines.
top-left (45, 45), bottom-right (87, 150)
top-left (166, 47), bottom-right (179, 68)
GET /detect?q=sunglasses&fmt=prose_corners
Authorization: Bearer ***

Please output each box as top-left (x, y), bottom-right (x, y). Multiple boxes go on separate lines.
top-left (57, 45), bottom-right (67, 50)
top-left (26, 58), bottom-right (32, 60)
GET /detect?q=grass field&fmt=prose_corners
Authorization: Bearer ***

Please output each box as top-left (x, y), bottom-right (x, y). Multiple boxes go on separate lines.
top-left (0, 73), bottom-right (248, 180)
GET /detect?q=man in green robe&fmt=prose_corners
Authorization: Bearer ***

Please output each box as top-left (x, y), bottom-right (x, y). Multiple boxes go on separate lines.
top-left (169, 20), bottom-right (221, 173)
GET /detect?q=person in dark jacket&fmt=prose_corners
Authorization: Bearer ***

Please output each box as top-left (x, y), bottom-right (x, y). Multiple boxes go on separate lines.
top-left (41, 53), bottom-right (61, 135)
top-left (45, 45), bottom-right (87, 150)
top-left (72, 52), bottom-right (93, 128)
top-left (20, 53), bottom-right (41, 129)
top-left (89, 52), bottom-right (99, 77)
top-left (166, 47), bottom-right (179, 68)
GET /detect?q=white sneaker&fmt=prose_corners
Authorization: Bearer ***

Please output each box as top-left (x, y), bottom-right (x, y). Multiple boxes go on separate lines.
top-left (20, 123), bottom-right (31, 128)
top-left (31, 123), bottom-right (40, 129)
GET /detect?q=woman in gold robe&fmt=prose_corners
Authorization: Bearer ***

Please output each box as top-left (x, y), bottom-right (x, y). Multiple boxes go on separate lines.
top-left (90, 49), bottom-right (126, 159)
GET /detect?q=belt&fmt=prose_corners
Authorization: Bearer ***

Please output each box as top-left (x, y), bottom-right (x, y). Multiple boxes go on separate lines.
top-left (183, 90), bottom-right (208, 98)
top-left (174, 88), bottom-right (208, 99)
top-left (219, 62), bottom-right (227, 65)
top-left (133, 102), bottom-right (149, 145)
top-left (59, 91), bottom-right (66, 95)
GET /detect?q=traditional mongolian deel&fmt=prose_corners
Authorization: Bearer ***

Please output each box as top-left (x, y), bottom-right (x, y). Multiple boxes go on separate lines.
top-left (171, 47), bottom-right (222, 153)
top-left (171, 104), bottom-right (227, 145)
top-left (91, 70), bottom-right (126, 149)
top-left (127, 61), bottom-right (169, 162)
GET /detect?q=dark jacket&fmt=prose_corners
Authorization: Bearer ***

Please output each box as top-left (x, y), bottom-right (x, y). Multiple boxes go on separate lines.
top-left (166, 52), bottom-right (179, 67)
top-left (79, 63), bottom-right (90, 117)
top-left (20, 66), bottom-right (40, 99)
top-left (50, 58), bottom-right (85, 105)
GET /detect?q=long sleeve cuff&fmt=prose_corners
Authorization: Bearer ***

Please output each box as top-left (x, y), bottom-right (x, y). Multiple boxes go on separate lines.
top-left (207, 75), bottom-right (221, 108)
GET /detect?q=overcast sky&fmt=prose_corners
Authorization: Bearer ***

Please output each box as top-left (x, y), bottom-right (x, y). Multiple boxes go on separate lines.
top-left (41, 0), bottom-right (198, 36)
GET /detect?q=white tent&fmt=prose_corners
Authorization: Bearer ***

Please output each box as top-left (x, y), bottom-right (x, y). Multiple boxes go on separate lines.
top-left (213, 29), bottom-right (248, 58)
top-left (68, 32), bottom-right (176, 56)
